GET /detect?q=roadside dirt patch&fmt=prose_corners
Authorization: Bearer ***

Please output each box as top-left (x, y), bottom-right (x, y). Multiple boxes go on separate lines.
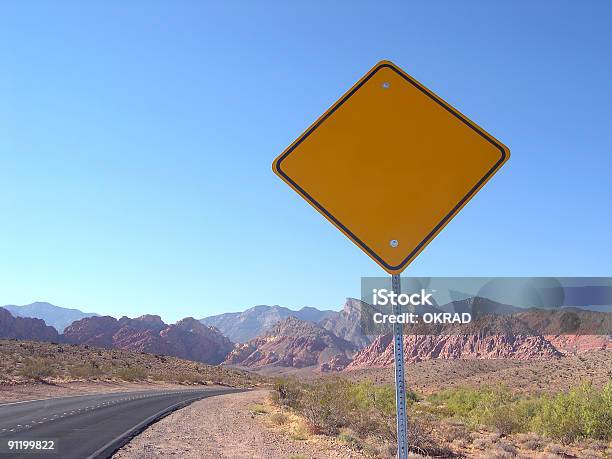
top-left (113, 390), bottom-right (368, 459)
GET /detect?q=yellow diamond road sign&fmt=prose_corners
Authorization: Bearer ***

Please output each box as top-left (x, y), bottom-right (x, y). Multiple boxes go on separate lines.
top-left (273, 60), bottom-right (510, 274)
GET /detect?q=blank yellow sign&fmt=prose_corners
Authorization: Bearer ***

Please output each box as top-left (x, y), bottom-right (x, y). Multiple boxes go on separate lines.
top-left (273, 60), bottom-right (510, 274)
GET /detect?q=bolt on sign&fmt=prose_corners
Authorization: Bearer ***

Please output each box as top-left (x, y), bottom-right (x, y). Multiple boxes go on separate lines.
top-left (273, 60), bottom-right (510, 274)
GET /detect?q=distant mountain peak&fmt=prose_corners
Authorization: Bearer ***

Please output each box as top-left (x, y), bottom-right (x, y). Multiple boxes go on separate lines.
top-left (2, 302), bottom-right (99, 333)
top-left (319, 298), bottom-right (373, 349)
top-left (26, 301), bottom-right (55, 308)
top-left (201, 304), bottom-right (337, 343)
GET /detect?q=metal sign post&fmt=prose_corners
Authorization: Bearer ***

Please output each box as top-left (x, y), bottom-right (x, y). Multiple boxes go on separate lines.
top-left (392, 274), bottom-right (408, 458)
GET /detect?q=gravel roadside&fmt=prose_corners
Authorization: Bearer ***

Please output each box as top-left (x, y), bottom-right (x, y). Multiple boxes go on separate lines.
top-left (113, 390), bottom-right (368, 459)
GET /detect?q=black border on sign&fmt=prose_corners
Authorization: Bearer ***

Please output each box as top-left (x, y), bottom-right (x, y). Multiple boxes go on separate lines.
top-left (275, 63), bottom-right (508, 272)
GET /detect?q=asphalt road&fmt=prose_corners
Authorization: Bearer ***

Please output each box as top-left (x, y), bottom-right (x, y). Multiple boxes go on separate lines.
top-left (0, 387), bottom-right (242, 459)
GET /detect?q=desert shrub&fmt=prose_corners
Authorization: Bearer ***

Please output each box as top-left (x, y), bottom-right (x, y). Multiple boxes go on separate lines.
top-left (481, 398), bottom-right (539, 435)
top-left (429, 386), bottom-right (537, 435)
top-left (430, 386), bottom-right (510, 417)
top-left (271, 376), bottom-right (447, 456)
top-left (338, 429), bottom-right (364, 450)
top-left (289, 419), bottom-right (311, 440)
top-left (531, 382), bottom-right (612, 442)
top-left (149, 372), bottom-right (166, 381)
top-left (482, 446), bottom-right (515, 458)
top-left (249, 403), bottom-right (269, 415)
top-left (115, 366), bottom-right (147, 381)
top-left (497, 440), bottom-right (518, 455)
top-left (429, 382), bottom-right (612, 442)
top-left (543, 443), bottom-right (568, 456)
top-left (272, 377), bottom-right (303, 409)
top-left (439, 419), bottom-right (471, 443)
top-left (269, 412), bottom-right (288, 426)
top-left (515, 432), bottom-right (544, 451)
top-left (69, 362), bottom-right (103, 379)
top-left (472, 434), bottom-right (497, 451)
top-left (300, 377), bottom-right (356, 435)
top-left (179, 373), bottom-right (203, 384)
top-left (350, 380), bottom-right (417, 414)
top-left (406, 415), bottom-right (455, 457)
top-left (17, 358), bottom-right (55, 381)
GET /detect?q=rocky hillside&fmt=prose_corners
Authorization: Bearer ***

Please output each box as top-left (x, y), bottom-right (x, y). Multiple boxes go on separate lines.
top-left (2, 302), bottom-right (99, 332)
top-left (201, 305), bottom-right (336, 342)
top-left (0, 339), bottom-right (266, 388)
top-left (64, 314), bottom-right (233, 364)
top-left (347, 333), bottom-right (561, 368)
top-left (319, 298), bottom-right (372, 349)
top-left (224, 316), bottom-right (357, 371)
top-left (3, 298), bottom-right (607, 372)
top-left (546, 334), bottom-right (611, 354)
top-left (318, 297), bottom-right (524, 350)
top-left (0, 307), bottom-right (61, 342)
top-left (346, 308), bottom-right (611, 369)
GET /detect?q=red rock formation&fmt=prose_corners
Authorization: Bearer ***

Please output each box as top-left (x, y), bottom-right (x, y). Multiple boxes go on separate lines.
top-left (63, 316), bottom-right (120, 347)
top-left (224, 343), bottom-right (257, 365)
top-left (63, 315), bottom-right (233, 364)
top-left (223, 316), bottom-right (357, 369)
top-left (160, 318), bottom-right (233, 364)
top-left (346, 333), bottom-right (562, 369)
top-left (118, 315), bottom-right (166, 332)
top-left (112, 326), bottom-right (167, 354)
top-left (545, 334), bottom-right (611, 354)
top-left (346, 306), bottom-right (610, 370)
top-left (0, 307), bottom-right (61, 342)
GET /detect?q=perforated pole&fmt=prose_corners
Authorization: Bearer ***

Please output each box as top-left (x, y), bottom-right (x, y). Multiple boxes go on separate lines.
top-left (392, 273), bottom-right (408, 458)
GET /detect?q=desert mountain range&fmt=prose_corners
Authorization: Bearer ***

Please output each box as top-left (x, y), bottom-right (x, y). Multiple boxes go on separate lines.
top-left (201, 305), bottom-right (337, 343)
top-left (0, 298), bottom-right (610, 371)
top-left (0, 307), bottom-right (233, 365)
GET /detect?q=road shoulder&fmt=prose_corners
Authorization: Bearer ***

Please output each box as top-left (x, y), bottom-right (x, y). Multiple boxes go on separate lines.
top-left (113, 390), bottom-right (367, 459)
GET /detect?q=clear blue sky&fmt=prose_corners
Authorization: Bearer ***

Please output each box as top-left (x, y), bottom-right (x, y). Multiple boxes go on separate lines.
top-left (1, 1), bottom-right (610, 322)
